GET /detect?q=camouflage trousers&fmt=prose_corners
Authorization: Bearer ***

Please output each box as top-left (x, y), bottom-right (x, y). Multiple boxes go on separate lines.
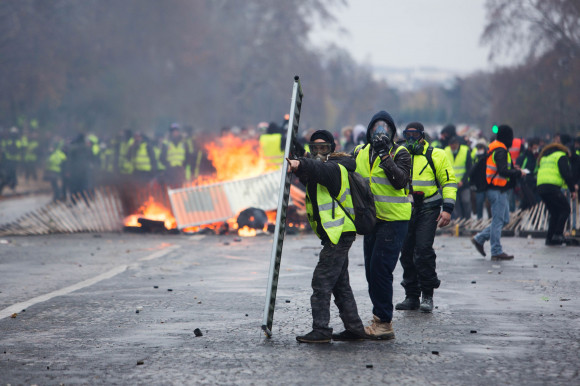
top-left (310, 233), bottom-right (365, 336)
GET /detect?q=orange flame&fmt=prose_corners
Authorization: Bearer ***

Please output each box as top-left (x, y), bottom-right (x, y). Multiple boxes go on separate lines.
top-left (204, 134), bottom-right (278, 181)
top-left (238, 225), bottom-right (257, 237)
top-left (124, 196), bottom-right (177, 229)
top-left (125, 135), bottom-right (287, 233)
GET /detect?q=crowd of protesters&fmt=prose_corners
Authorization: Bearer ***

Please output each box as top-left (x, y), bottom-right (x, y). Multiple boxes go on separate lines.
top-left (2, 121), bottom-right (578, 228)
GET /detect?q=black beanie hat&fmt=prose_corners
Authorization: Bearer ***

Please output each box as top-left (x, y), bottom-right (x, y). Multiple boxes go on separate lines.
top-left (497, 125), bottom-right (514, 148)
top-left (405, 122), bottom-right (424, 132)
top-left (441, 124), bottom-right (456, 137)
top-left (310, 129), bottom-right (336, 152)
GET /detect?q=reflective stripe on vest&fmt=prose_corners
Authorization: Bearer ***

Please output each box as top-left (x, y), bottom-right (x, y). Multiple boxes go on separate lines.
top-left (154, 146), bottom-right (165, 170)
top-left (486, 140), bottom-right (511, 187)
top-left (259, 133), bottom-right (284, 166)
top-left (100, 148), bottom-right (114, 172)
top-left (25, 140), bottom-right (39, 162)
top-left (444, 145), bottom-right (468, 180)
top-left (134, 143), bottom-right (152, 171)
top-left (537, 151), bottom-right (566, 188)
top-left (305, 163), bottom-right (356, 244)
top-left (2, 139), bottom-right (23, 161)
top-left (46, 150), bottom-right (67, 173)
top-left (410, 141), bottom-right (457, 205)
top-left (167, 141), bottom-right (186, 167)
top-left (119, 138), bottom-right (134, 174)
top-left (355, 145), bottom-right (411, 221)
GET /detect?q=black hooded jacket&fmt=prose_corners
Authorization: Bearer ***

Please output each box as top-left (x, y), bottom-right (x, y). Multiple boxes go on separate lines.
top-left (294, 154), bottom-right (356, 243)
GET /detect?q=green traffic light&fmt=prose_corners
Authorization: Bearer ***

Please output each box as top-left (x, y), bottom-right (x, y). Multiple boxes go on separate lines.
top-left (492, 125), bottom-right (498, 134)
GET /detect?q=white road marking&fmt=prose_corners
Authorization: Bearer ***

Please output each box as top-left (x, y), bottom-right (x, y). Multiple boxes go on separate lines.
top-left (0, 244), bottom-right (181, 320)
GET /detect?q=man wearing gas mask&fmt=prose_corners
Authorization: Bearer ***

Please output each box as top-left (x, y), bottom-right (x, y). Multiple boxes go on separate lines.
top-left (288, 130), bottom-right (368, 343)
top-left (352, 110), bottom-right (411, 340)
top-left (395, 122), bottom-right (457, 313)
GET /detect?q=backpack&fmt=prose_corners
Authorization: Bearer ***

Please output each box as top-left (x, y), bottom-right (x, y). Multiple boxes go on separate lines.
top-left (332, 170), bottom-right (376, 235)
top-left (469, 149), bottom-right (498, 192)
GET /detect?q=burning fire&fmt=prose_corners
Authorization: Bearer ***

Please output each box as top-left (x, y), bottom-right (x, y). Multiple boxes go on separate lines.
top-left (238, 226), bottom-right (257, 237)
top-left (124, 196), bottom-right (177, 230)
top-left (204, 134), bottom-right (278, 181)
top-left (124, 135), bottom-right (304, 235)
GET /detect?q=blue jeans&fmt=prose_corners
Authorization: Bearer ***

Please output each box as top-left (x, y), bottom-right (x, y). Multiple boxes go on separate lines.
top-left (474, 189), bottom-right (510, 256)
top-left (363, 220), bottom-right (409, 323)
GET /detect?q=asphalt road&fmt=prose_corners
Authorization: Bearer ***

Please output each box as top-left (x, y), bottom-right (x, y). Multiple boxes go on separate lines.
top-left (0, 231), bottom-right (579, 385)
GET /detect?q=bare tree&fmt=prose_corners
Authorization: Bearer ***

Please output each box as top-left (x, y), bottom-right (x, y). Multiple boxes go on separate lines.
top-left (481, 0), bottom-right (580, 63)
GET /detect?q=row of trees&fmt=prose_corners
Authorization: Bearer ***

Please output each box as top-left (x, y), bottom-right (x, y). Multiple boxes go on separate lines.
top-left (0, 0), bottom-right (578, 138)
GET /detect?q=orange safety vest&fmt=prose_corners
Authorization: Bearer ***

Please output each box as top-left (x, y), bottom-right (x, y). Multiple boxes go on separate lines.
top-left (509, 138), bottom-right (522, 161)
top-left (486, 140), bottom-right (512, 187)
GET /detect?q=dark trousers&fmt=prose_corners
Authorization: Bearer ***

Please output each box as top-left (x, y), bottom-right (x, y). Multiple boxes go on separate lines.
top-left (24, 161), bottom-right (38, 181)
top-left (311, 234), bottom-right (364, 336)
top-left (399, 206), bottom-right (441, 298)
top-left (2, 160), bottom-right (18, 190)
top-left (363, 220), bottom-right (409, 323)
top-left (539, 189), bottom-right (571, 241)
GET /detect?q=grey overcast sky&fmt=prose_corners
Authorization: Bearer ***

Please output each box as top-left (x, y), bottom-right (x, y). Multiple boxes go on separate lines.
top-left (310, 0), bottom-right (493, 73)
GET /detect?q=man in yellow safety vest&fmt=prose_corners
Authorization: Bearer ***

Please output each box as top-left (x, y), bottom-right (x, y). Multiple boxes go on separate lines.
top-left (160, 124), bottom-right (190, 188)
top-left (129, 132), bottom-right (157, 186)
top-left (353, 110), bottom-right (412, 340)
top-left (396, 122), bottom-right (456, 313)
top-left (288, 130), bottom-right (368, 343)
top-left (536, 142), bottom-right (577, 245)
top-left (259, 122), bottom-right (285, 168)
top-left (444, 136), bottom-right (472, 219)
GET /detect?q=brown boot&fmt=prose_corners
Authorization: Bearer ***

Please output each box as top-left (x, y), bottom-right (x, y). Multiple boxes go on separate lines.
top-left (364, 315), bottom-right (395, 340)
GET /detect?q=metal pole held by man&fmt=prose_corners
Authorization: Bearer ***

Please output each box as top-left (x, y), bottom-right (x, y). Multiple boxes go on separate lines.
top-left (262, 76), bottom-right (303, 338)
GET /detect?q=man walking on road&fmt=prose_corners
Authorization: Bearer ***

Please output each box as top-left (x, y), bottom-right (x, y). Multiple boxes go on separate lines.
top-left (353, 111), bottom-right (412, 340)
top-left (471, 125), bottom-right (526, 260)
top-left (396, 122), bottom-right (456, 313)
top-left (536, 142), bottom-right (577, 246)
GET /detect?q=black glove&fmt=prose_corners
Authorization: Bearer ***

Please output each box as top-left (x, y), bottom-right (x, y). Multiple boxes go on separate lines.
top-left (372, 135), bottom-right (392, 159)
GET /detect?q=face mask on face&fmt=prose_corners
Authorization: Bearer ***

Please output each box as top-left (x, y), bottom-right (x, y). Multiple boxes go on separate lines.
top-left (406, 140), bottom-right (424, 155)
top-left (372, 124), bottom-right (390, 142)
top-left (477, 149), bottom-right (485, 156)
top-left (310, 142), bottom-right (332, 161)
top-left (403, 129), bottom-right (424, 155)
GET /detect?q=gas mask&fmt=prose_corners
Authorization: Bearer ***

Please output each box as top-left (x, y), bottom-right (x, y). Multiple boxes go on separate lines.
top-left (403, 129), bottom-right (424, 155)
top-left (372, 124), bottom-right (391, 143)
top-left (309, 142), bottom-right (332, 162)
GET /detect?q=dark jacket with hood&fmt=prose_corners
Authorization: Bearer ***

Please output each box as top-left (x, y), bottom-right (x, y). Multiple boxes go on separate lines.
top-left (536, 143), bottom-right (576, 195)
top-left (294, 154), bottom-right (356, 244)
top-left (352, 110), bottom-right (412, 191)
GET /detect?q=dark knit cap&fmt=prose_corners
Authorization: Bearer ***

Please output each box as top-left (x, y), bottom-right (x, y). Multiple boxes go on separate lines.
top-left (310, 129), bottom-right (336, 152)
top-left (441, 124), bottom-right (456, 137)
top-left (497, 125), bottom-right (514, 148)
top-left (405, 122), bottom-right (424, 132)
